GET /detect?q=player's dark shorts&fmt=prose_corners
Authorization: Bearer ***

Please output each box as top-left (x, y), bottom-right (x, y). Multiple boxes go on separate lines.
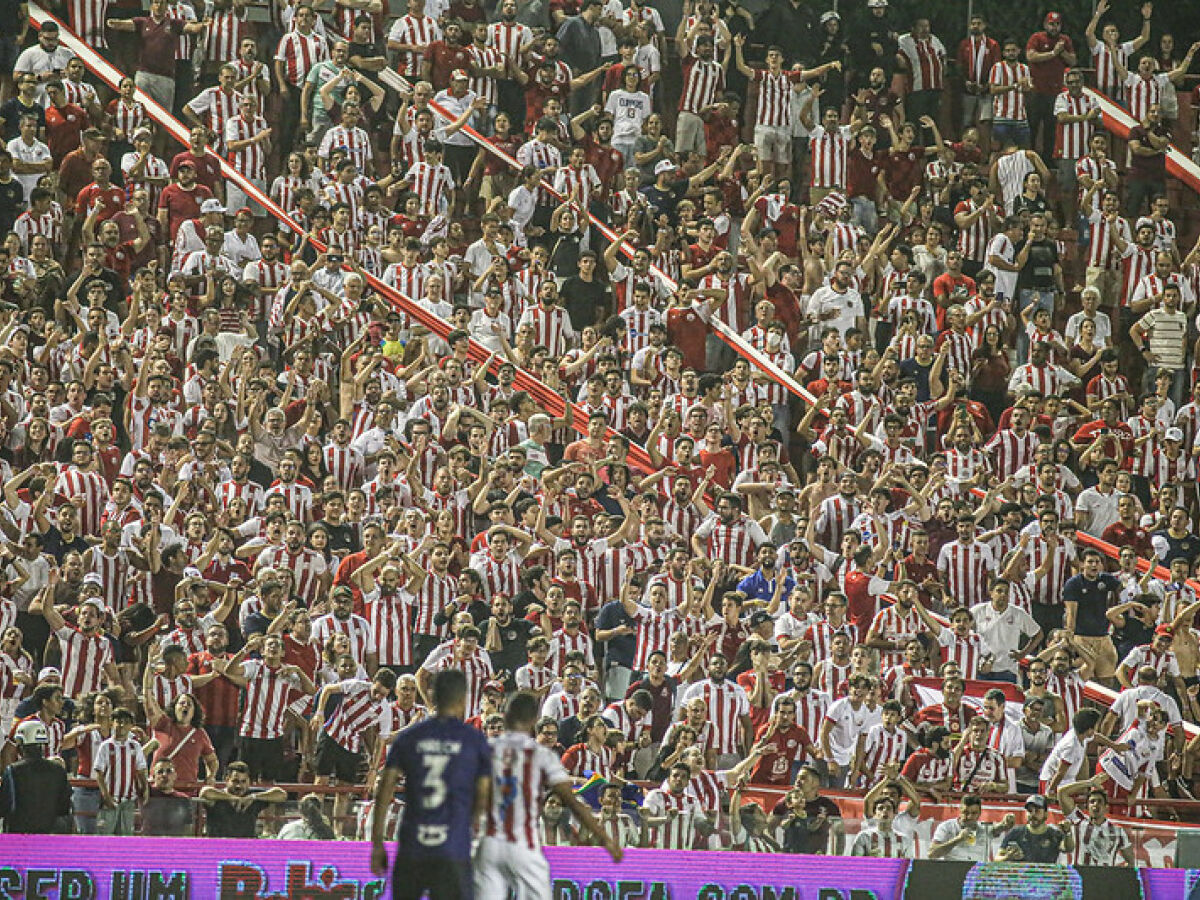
top-left (392, 855), bottom-right (474, 900)
top-left (314, 733), bottom-right (363, 783)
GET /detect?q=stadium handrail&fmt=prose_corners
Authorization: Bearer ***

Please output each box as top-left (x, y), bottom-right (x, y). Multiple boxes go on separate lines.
top-left (25, 4), bottom-right (666, 476)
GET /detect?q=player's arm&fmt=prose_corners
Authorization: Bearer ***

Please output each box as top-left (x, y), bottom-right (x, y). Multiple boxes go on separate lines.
top-left (371, 765), bottom-right (401, 875)
top-left (551, 780), bottom-right (622, 861)
top-left (472, 772), bottom-right (492, 834)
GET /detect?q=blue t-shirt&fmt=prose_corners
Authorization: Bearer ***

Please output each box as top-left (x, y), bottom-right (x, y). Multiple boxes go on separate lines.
top-left (385, 716), bottom-right (492, 860)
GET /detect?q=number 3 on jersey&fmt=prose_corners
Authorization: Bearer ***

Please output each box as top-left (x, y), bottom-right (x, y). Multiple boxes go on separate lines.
top-left (422, 753), bottom-right (450, 808)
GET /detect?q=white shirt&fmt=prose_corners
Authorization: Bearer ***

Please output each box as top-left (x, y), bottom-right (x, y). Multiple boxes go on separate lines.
top-left (605, 90), bottom-right (653, 141)
top-left (807, 284), bottom-right (865, 338)
top-left (969, 601), bottom-right (1039, 675)
top-left (6, 136), bottom-right (50, 200)
top-left (823, 697), bottom-right (879, 766)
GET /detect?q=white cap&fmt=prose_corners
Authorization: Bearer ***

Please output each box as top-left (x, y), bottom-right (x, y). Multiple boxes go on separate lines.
top-left (867, 0), bottom-right (888, 7)
top-left (183, 566), bottom-right (204, 579)
top-left (654, 160), bottom-right (677, 175)
top-left (200, 199), bottom-right (226, 215)
top-left (82, 572), bottom-right (103, 586)
top-left (1165, 427), bottom-right (1184, 442)
top-left (14, 719), bottom-right (49, 746)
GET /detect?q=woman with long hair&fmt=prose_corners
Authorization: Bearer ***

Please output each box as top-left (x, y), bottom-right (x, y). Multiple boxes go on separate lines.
top-left (970, 322), bottom-right (1013, 424)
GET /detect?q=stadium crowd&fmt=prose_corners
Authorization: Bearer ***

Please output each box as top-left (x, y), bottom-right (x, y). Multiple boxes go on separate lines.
top-left (0, 0), bottom-right (1199, 866)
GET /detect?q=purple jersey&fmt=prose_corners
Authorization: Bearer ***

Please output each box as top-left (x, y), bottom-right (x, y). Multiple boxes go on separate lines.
top-left (386, 715), bottom-right (493, 859)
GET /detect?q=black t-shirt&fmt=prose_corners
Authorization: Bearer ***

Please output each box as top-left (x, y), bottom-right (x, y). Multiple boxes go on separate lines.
top-left (0, 98), bottom-right (44, 142)
top-left (41, 527), bottom-right (91, 564)
top-left (322, 521), bottom-right (361, 558)
top-left (594, 600), bottom-right (635, 669)
top-left (626, 675), bottom-right (678, 742)
top-left (0, 175), bottom-right (22, 234)
top-left (1016, 238), bottom-right (1059, 291)
top-left (560, 274), bottom-right (610, 330)
top-left (1001, 823), bottom-right (1066, 863)
top-left (773, 795), bottom-right (843, 853)
top-left (639, 179), bottom-right (688, 223)
top-left (0, 757), bottom-right (72, 833)
top-left (1154, 530), bottom-right (1200, 567)
top-left (1062, 572), bottom-right (1119, 636)
top-left (485, 617), bottom-right (537, 678)
top-left (205, 797), bottom-right (268, 838)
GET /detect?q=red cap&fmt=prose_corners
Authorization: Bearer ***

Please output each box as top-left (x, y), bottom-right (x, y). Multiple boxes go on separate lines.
top-left (1155, 623), bottom-right (1174, 637)
top-left (483, 680), bottom-right (506, 695)
top-left (1045, 11), bottom-right (1062, 25)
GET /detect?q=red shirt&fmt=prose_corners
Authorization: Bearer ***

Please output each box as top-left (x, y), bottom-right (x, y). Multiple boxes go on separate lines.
top-left (685, 242), bottom-right (719, 279)
top-left (698, 446), bottom-right (737, 489)
top-left (170, 150), bottom-right (223, 194)
top-left (666, 306), bottom-right (708, 371)
top-left (76, 184), bottom-right (125, 222)
top-left (157, 183), bottom-right (213, 242)
top-left (524, 82), bottom-right (569, 131)
top-left (1026, 32), bottom-right (1075, 94)
top-left (883, 147), bottom-right (924, 198)
top-left (705, 112), bottom-right (739, 160)
top-left (425, 41), bottom-right (474, 91)
top-left (846, 147), bottom-right (884, 200)
top-left (581, 134), bottom-right (623, 195)
top-left (749, 721), bottom-right (812, 785)
top-left (766, 282), bottom-right (803, 343)
top-left (1100, 521), bottom-right (1154, 558)
top-left (187, 651), bottom-right (240, 728)
top-left (45, 104), bottom-right (88, 164)
top-left (737, 670), bottom-right (787, 730)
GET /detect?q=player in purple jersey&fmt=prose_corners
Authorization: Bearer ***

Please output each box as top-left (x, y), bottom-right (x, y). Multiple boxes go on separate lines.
top-left (371, 669), bottom-right (493, 900)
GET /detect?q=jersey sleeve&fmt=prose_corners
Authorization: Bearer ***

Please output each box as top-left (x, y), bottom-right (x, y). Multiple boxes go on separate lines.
top-left (538, 744), bottom-right (570, 789)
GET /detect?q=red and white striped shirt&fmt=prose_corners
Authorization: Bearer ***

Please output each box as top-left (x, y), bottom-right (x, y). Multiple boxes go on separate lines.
top-left (391, 14), bottom-right (441, 75)
top-left (54, 466), bottom-right (109, 537)
top-left (629, 605), bottom-right (677, 672)
top-left (225, 114), bottom-right (268, 181)
top-left (1085, 208), bottom-right (1130, 269)
top-left (320, 124), bottom-right (372, 174)
top-left (487, 21), bottom-right (532, 65)
top-left (937, 540), bottom-right (996, 609)
top-left (1121, 245), bottom-right (1156, 306)
top-left (204, 7), bottom-right (248, 63)
top-left (678, 57), bottom-right (724, 115)
top-left (405, 161), bottom-right (454, 216)
top-left (237, 660), bottom-right (300, 739)
top-left (1125, 73), bottom-right (1165, 124)
top-left (486, 732), bottom-right (569, 849)
top-left (548, 629), bottom-right (594, 674)
top-left (421, 645), bottom-right (494, 718)
top-left (151, 671), bottom-right (193, 711)
top-left (860, 723), bottom-right (908, 781)
top-left (411, 572), bottom-right (458, 638)
top-left (263, 481), bottom-right (314, 523)
top-left (988, 61), bottom-right (1030, 121)
top-left (955, 199), bottom-right (992, 262)
top-left (323, 443), bottom-right (364, 493)
top-left (790, 689), bottom-right (832, 745)
top-left (561, 742), bottom-right (615, 779)
top-left (641, 787), bottom-right (702, 850)
top-left (365, 589), bottom-right (417, 667)
top-left (810, 125), bottom-right (851, 188)
top-left (1053, 92), bottom-right (1097, 159)
top-left (1092, 40), bottom-right (1134, 98)
top-left (936, 629), bottom-right (987, 679)
top-left (751, 69), bottom-right (802, 128)
top-left (680, 680), bottom-right (749, 756)
top-left (323, 678), bottom-right (385, 753)
top-left (311, 612), bottom-right (374, 667)
top-left (274, 30), bottom-right (329, 87)
top-left (94, 735), bottom-right (146, 801)
top-left (1026, 536), bottom-right (1074, 607)
top-left (1046, 671), bottom-right (1085, 722)
top-left (85, 546), bottom-right (130, 612)
top-left (67, 0), bottom-right (110, 48)
top-left (898, 33), bottom-right (946, 91)
top-left (985, 428), bottom-right (1039, 480)
top-left (257, 545), bottom-right (327, 605)
top-left (56, 626), bottom-right (113, 699)
top-left (469, 44), bottom-right (503, 107)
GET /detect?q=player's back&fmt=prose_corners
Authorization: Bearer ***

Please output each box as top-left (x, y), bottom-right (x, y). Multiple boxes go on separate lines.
top-left (486, 730), bottom-right (569, 850)
top-left (386, 715), bottom-right (492, 860)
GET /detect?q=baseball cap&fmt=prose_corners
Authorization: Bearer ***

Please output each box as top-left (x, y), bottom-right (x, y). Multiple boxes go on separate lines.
top-left (483, 680), bottom-right (506, 695)
top-left (654, 160), bottom-right (677, 175)
top-left (820, 10), bottom-right (840, 24)
top-left (332, 585), bottom-right (355, 600)
top-left (1156, 623), bottom-right (1175, 637)
top-left (183, 566), bottom-right (204, 579)
top-left (176, 159), bottom-right (196, 169)
top-left (37, 666), bottom-right (61, 683)
top-left (1166, 427), bottom-right (1184, 442)
top-left (81, 572), bottom-right (103, 587)
top-left (1045, 11), bottom-right (1062, 25)
top-left (867, 0), bottom-right (888, 7)
top-left (451, 69), bottom-right (469, 81)
top-left (1025, 794), bottom-right (1049, 810)
top-left (748, 610), bottom-right (773, 628)
top-left (200, 199), bottom-right (226, 215)
top-left (14, 719), bottom-right (49, 746)
top-left (1023, 696), bottom-right (1045, 710)
top-left (80, 597), bottom-right (106, 614)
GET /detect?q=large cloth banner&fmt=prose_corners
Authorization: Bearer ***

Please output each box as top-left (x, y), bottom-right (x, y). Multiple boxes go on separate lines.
top-left (0, 835), bottom-right (908, 900)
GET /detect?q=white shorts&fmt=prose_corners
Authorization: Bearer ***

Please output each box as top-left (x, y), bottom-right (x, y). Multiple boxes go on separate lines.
top-left (754, 124), bottom-right (792, 164)
top-left (475, 836), bottom-right (551, 900)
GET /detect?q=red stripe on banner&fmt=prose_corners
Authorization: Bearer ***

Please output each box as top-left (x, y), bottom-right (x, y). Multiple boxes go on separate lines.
top-left (27, 5), bottom-right (660, 473)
